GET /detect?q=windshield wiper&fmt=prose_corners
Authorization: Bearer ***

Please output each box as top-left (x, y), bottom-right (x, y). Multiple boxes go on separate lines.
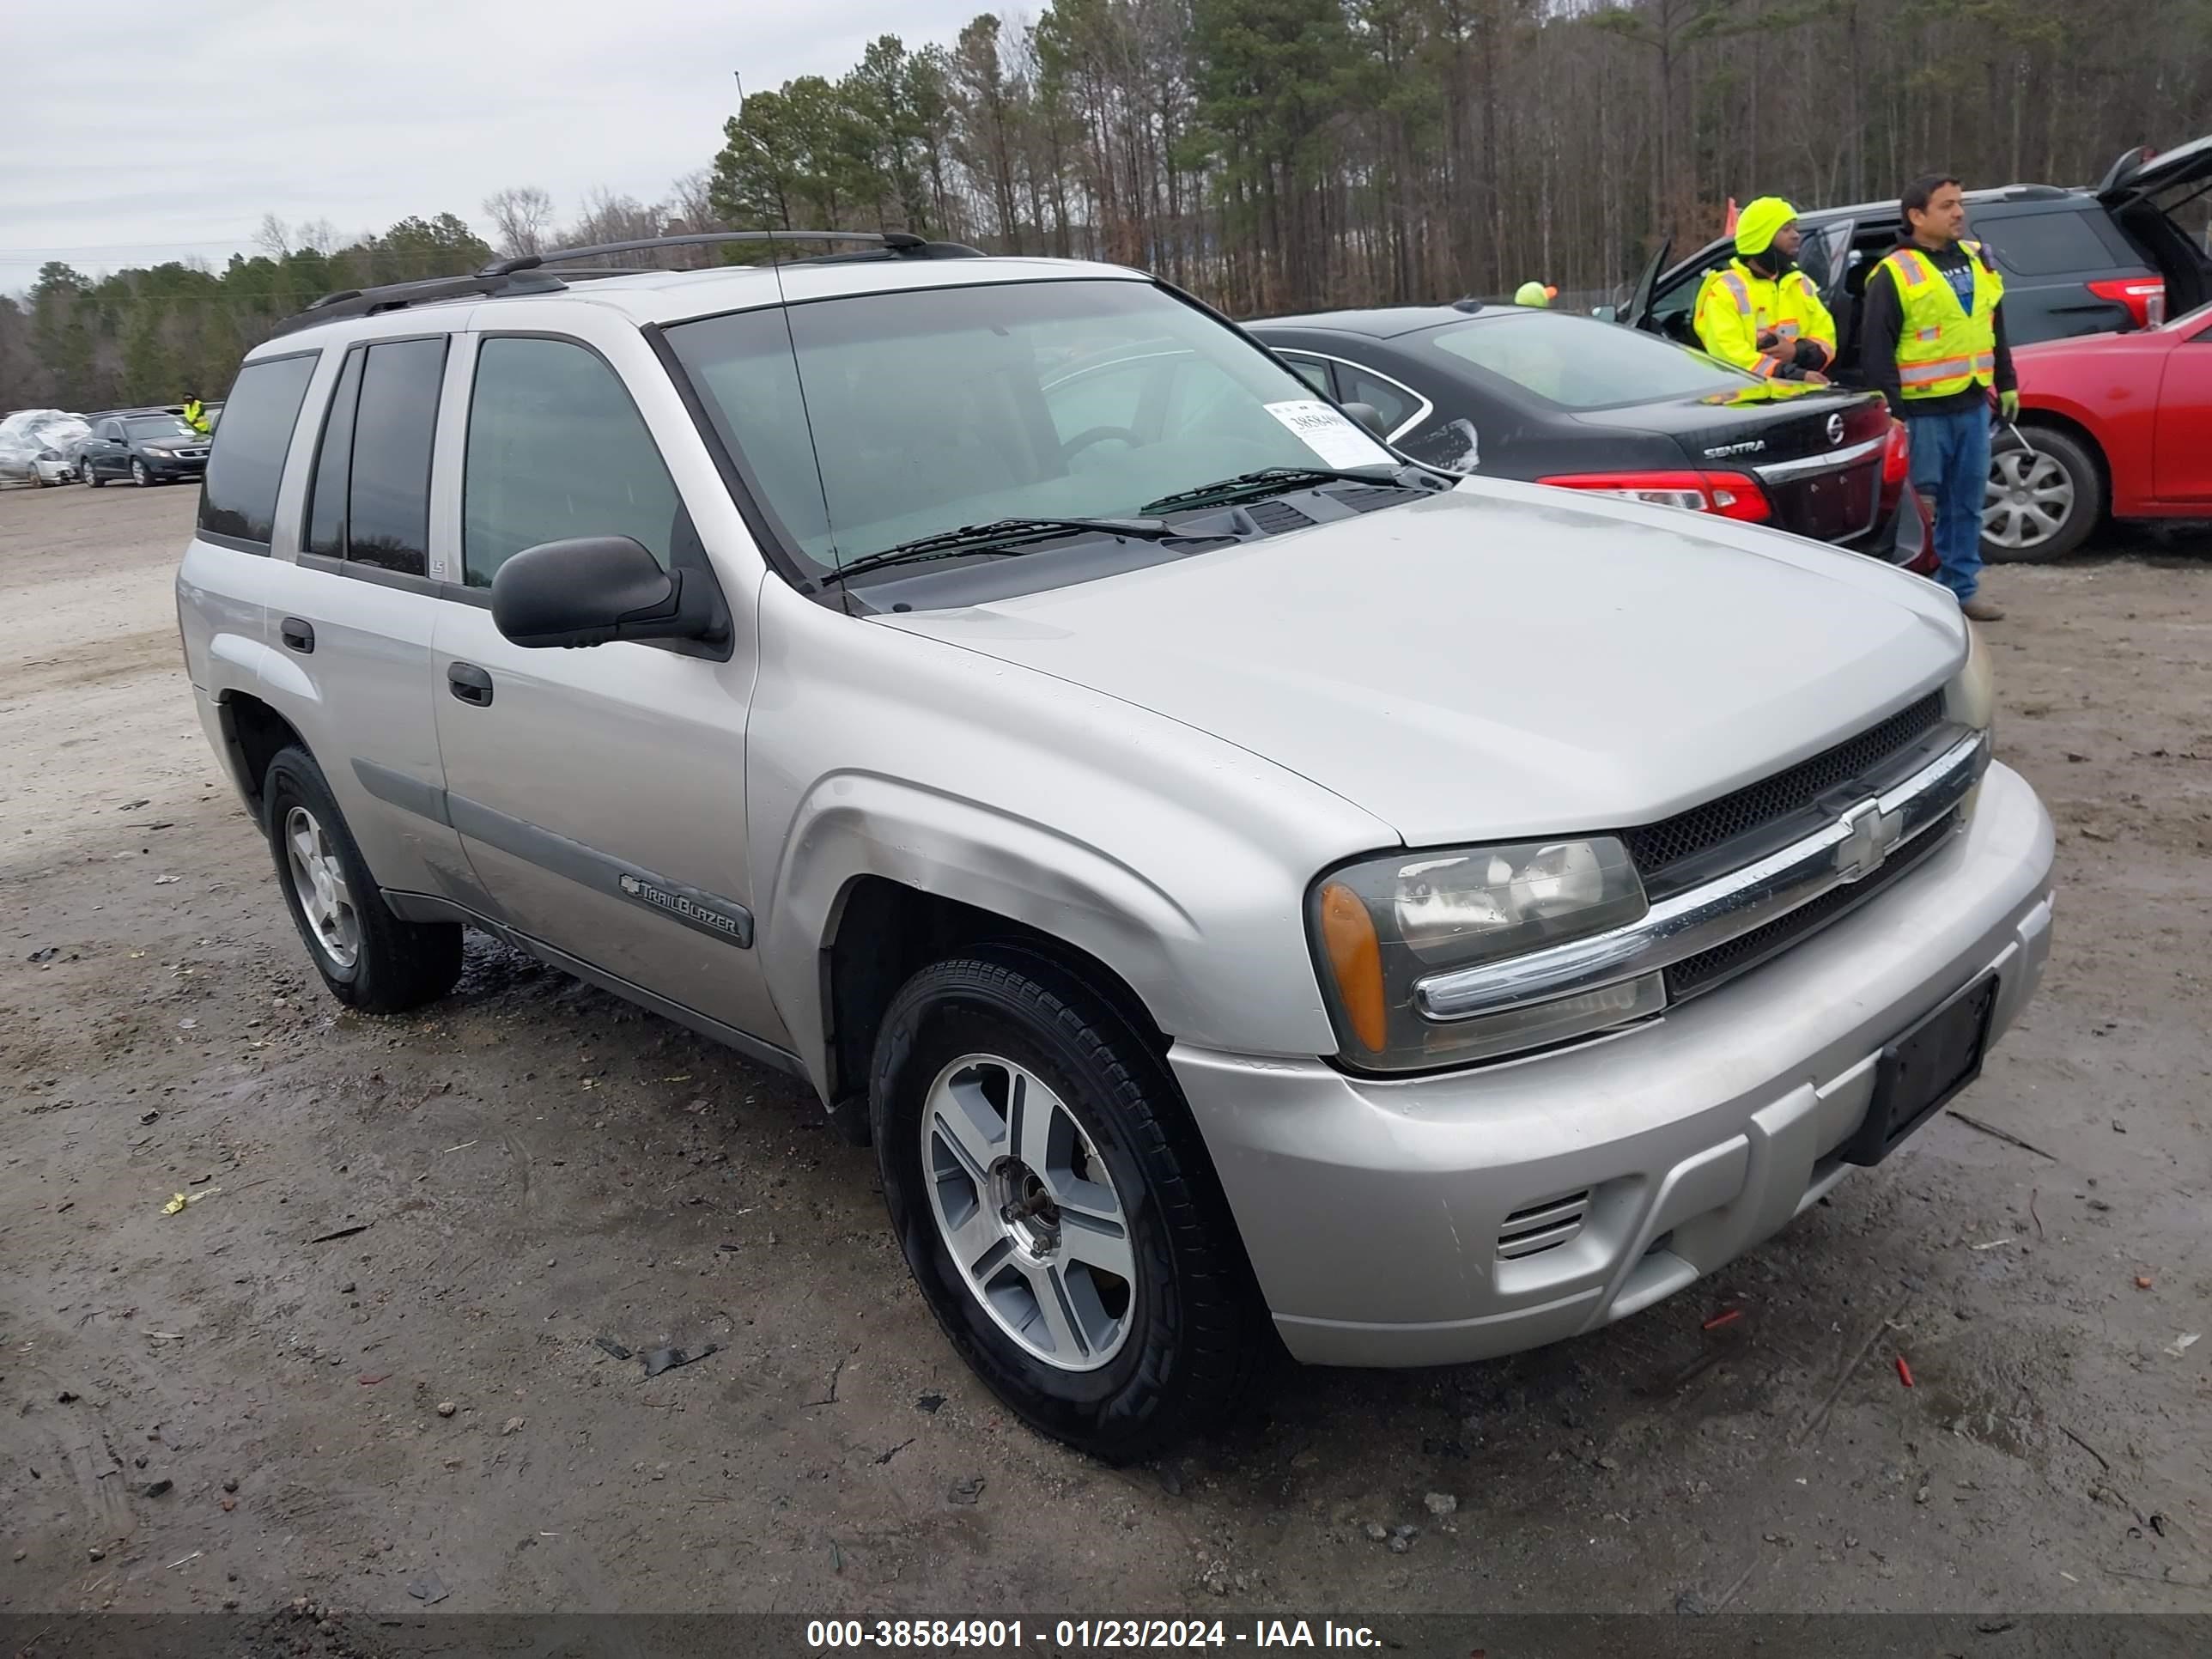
top-left (1142, 465), bottom-right (1413, 514)
top-left (817, 516), bottom-right (1173, 588)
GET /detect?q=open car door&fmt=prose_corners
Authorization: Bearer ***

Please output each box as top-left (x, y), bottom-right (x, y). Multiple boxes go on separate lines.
top-left (1625, 236), bottom-right (1671, 331)
top-left (2096, 137), bottom-right (2212, 202)
top-left (2098, 137), bottom-right (2212, 319)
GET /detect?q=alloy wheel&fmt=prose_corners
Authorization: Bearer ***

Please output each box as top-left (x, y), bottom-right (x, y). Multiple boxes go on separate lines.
top-left (283, 805), bottom-right (361, 969)
top-left (919, 1053), bottom-right (1136, 1372)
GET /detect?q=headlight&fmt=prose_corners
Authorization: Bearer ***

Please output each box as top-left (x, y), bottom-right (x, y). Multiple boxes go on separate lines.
top-left (1311, 838), bottom-right (1656, 1073)
top-left (145, 445), bottom-right (177, 457)
top-left (1944, 619), bottom-right (1993, 733)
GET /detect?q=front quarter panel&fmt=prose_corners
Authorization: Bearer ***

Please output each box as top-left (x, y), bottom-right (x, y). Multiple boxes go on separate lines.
top-left (748, 580), bottom-right (1398, 1097)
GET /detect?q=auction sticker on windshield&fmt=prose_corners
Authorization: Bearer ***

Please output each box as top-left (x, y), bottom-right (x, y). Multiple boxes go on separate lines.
top-left (1263, 400), bottom-right (1397, 470)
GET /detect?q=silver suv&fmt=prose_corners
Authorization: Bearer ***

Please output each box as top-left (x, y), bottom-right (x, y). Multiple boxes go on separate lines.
top-left (178, 232), bottom-right (2056, 1459)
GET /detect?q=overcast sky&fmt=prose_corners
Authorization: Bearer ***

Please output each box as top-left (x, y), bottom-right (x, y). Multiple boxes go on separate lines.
top-left (4, 0), bottom-right (984, 291)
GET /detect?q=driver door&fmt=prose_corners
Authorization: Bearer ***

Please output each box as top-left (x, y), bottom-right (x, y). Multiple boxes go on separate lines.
top-left (426, 323), bottom-right (782, 1054)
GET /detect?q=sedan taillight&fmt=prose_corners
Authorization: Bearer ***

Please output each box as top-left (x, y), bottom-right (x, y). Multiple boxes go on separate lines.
top-left (1535, 469), bottom-right (1772, 523)
top-left (1881, 419), bottom-right (1911, 489)
top-left (2086, 276), bottom-right (2166, 329)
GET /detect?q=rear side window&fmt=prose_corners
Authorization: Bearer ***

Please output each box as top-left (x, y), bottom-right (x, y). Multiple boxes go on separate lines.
top-left (1972, 210), bottom-right (2114, 276)
top-left (1338, 364), bottom-right (1421, 434)
top-left (304, 349), bottom-right (362, 558)
top-left (1276, 352), bottom-right (1336, 397)
top-left (462, 337), bottom-right (678, 588)
top-left (301, 338), bottom-right (445, 577)
top-left (198, 354), bottom-right (316, 547)
top-left (346, 339), bottom-right (446, 576)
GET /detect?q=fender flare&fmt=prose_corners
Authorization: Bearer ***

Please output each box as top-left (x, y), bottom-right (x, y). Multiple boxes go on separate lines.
top-left (763, 770), bottom-right (1213, 1099)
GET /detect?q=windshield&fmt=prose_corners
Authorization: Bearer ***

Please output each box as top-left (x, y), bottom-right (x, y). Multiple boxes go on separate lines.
top-left (664, 278), bottom-right (1396, 577)
top-left (1419, 311), bottom-right (1760, 410)
top-left (127, 416), bottom-right (198, 440)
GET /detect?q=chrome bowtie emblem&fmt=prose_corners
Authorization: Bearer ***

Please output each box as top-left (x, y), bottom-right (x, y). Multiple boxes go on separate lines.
top-left (1826, 412), bottom-right (1846, 446)
top-left (1834, 799), bottom-right (1903, 884)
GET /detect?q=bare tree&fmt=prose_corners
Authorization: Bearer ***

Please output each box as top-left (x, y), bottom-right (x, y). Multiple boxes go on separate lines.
top-left (295, 219), bottom-right (340, 257)
top-left (665, 170), bottom-right (727, 265)
top-left (482, 185), bottom-right (556, 259)
top-left (561, 188), bottom-right (672, 265)
top-left (253, 214), bottom-right (290, 259)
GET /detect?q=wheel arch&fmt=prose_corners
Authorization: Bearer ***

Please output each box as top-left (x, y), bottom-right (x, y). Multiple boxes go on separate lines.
top-left (2015, 409), bottom-right (2112, 510)
top-left (817, 875), bottom-right (1170, 1143)
top-left (762, 770), bottom-right (1316, 1131)
top-left (214, 690), bottom-right (311, 823)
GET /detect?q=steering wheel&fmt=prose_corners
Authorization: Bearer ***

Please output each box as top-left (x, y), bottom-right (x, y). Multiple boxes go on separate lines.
top-left (1060, 424), bottom-right (1143, 462)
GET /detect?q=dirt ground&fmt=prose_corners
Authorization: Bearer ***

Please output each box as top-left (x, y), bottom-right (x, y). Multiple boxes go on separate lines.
top-left (3, 483), bottom-right (2209, 1625)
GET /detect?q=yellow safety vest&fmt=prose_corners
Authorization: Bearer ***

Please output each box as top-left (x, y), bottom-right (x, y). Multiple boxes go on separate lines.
top-left (1879, 241), bottom-right (2004, 401)
top-left (1693, 258), bottom-right (1837, 377)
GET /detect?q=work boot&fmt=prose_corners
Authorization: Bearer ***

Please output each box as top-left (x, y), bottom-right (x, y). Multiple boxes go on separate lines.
top-left (1961, 594), bottom-right (2006, 622)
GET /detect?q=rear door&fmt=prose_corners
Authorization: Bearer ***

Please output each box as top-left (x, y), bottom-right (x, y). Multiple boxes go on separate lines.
top-left (426, 319), bottom-right (781, 1050)
top-left (2154, 310), bottom-right (2212, 501)
top-left (248, 333), bottom-right (475, 906)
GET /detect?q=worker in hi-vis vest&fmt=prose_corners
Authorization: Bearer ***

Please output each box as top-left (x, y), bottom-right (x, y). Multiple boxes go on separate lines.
top-left (1859, 173), bottom-right (2016, 622)
top-left (1693, 197), bottom-right (1837, 382)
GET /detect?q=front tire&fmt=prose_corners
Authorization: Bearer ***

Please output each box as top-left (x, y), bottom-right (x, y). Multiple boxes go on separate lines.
top-left (131, 459), bottom-right (152, 487)
top-left (261, 746), bottom-right (463, 1013)
top-left (870, 950), bottom-right (1264, 1462)
top-left (84, 461), bottom-right (103, 488)
top-left (1984, 427), bottom-right (2102, 563)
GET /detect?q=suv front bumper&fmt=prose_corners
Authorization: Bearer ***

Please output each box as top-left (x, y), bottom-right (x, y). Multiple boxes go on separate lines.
top-left (1172, 760), bottom-right (2055, 1368)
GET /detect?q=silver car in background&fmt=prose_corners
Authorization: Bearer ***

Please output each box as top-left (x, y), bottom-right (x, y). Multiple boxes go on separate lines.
top-left (175, 236), bottom-right (2055, 1459)
top-left (0, 408), bottom-right (88, 485)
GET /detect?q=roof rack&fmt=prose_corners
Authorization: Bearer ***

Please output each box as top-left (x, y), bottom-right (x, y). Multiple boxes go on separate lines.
top-left (270, 229), bottom-right (988, 338)
top-left (482, 228), bottom-right (984, 276)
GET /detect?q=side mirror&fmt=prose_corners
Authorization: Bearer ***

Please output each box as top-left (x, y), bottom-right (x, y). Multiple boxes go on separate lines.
top-left (491, 536), bottom-right (710, 649)
top-left (1590, 304), bottom-right (1620, 324)
top-left (1341, 400), bottom-right (1389, 439)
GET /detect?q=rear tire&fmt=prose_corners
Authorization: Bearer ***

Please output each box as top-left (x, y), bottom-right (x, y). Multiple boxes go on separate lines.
top-left (1983, 427), bottom-right (2102, 563)
top-left (262, 746), bottom-right (463, 1013)
top-left (870, 948), bottom-right (1265, 1462)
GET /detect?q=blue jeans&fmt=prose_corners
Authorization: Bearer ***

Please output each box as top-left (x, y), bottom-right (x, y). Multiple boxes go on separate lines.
top-left (1904, 408), bottom-right (1990, 604)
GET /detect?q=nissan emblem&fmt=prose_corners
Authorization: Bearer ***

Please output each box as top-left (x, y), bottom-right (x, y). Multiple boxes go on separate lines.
top-left (1826, 412), bottom-right (1846, 445)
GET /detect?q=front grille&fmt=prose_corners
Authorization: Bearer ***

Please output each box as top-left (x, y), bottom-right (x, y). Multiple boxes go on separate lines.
top-left (1665, 807), bottom-right (1957, 1001)
top-left (1625, 693), bottom-right (1946, 893)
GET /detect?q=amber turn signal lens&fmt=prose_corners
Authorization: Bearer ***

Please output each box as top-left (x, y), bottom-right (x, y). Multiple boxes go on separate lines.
top-left (1318, 882), bottom-right (1387, 1053)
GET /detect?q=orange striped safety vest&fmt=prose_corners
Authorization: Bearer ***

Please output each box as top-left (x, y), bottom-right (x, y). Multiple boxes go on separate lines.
top-left (1879, 241), bottom-right (2004, 401)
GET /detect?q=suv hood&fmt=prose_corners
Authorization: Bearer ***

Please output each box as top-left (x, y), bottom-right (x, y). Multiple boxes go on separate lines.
top-left (883, 483), bottom-right (1966, 846)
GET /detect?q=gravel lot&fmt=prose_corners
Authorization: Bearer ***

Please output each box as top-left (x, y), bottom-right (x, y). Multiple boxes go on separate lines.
top-left (3, 483), bottom-right (2209, 1626)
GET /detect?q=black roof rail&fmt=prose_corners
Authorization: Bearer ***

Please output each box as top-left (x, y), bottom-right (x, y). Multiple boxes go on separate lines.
top-left (270, 230), bottom-right (989, 338)
top-left (268, 269), bottom-right (572, 337)
top-left (483, 228), bottom-right (986, 276)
